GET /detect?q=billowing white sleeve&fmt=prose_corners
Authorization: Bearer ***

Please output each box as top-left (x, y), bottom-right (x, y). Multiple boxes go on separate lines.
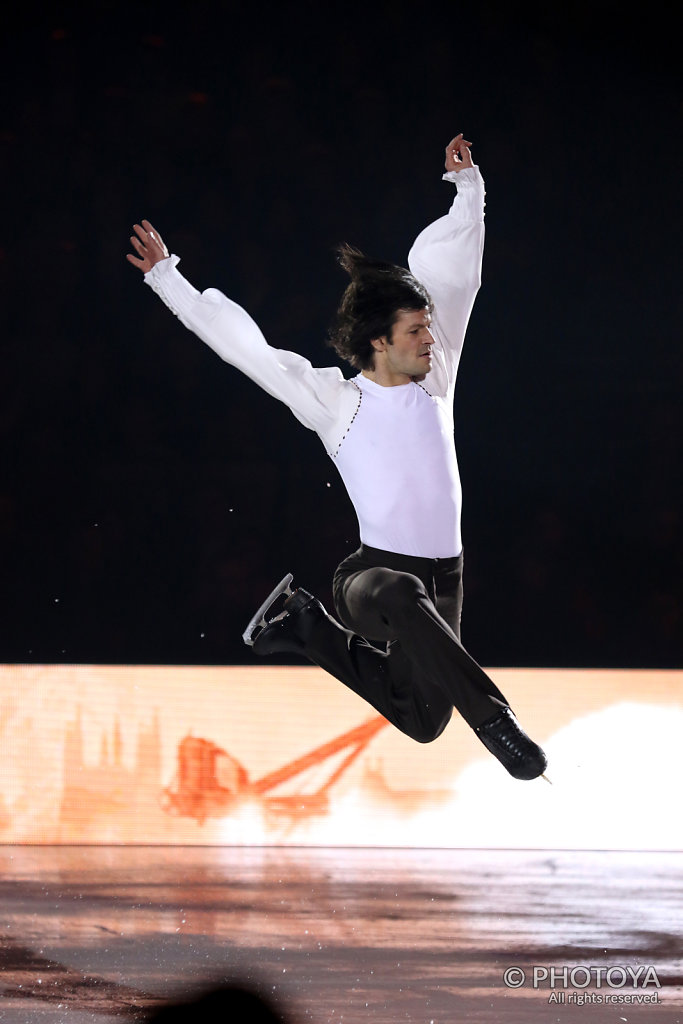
top-left (408, 166), bottom-right (486, 397)
top-left (144, 256), bottom-right (347, 437)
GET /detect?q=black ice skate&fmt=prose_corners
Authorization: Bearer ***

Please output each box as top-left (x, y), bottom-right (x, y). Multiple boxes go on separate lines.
top-left (475, 707), bottom-right (548, 781)
top-left (242, 573), bottom-right (324, 656)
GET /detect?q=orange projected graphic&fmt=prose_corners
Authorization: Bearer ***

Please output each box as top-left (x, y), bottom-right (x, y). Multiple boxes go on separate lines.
top-left (1, 664), bottom-right (681, 849)
top-left (161, 717), bottom-right (388, 824)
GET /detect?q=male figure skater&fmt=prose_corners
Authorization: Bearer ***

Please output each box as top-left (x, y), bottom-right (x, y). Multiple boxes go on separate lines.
top-left (127, 133), bottom-right (548, 781)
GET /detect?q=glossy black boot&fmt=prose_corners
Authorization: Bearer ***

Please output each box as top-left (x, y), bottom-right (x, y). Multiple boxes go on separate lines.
top-left (475, 707), bottom-right (548, 780)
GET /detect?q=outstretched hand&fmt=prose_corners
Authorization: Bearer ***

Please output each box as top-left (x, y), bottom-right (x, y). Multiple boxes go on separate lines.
top-left (444, 133), bottom-right (473, 172)
top-left (126, 220), bottom-right (169, 273)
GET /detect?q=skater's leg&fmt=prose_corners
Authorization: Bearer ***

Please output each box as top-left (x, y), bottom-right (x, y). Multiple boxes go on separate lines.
top-left (245, 571), bottom-right (547, 779)
top-left (250, 584), bottom-right (452, 742)
top-left (337, 565), bottom-right (507, 728)
top-left (300, 601), bottom-right (454, 743)
top-left (333, 566), bottom-right (547, 779)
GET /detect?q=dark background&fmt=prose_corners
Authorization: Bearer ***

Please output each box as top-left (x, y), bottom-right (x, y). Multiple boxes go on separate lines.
top-left (1, 1), bottom-right (681, 668)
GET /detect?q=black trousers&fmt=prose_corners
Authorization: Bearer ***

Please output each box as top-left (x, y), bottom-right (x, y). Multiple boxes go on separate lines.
top-left (297, 544), bottom-right (510, 743)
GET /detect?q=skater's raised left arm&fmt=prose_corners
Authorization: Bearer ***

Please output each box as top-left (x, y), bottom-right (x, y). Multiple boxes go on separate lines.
top-left (407, 132), bottom-right (486, 392)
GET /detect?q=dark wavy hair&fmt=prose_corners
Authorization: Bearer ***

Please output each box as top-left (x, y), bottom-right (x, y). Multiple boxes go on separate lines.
top-left (326, 244), bottom-right (432, 370)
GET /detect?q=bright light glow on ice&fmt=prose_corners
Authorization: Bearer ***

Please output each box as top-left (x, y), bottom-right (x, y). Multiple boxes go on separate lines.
top-left (445, 702), bottom-right (682, 851)
top-left (219, 702), bottom-right (682, 851)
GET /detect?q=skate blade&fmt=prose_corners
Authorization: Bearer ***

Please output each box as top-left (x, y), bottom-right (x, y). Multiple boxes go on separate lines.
top-left (242, 573), bottom-right (294, 646)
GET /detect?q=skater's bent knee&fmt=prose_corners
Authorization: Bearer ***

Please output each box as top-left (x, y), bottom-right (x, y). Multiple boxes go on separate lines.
top-left (409, 723), bottom-right (446, 744)
top-left (405, 709), bottom-right (452, 744)
top-left (374, 571), bottom-right (426, 611)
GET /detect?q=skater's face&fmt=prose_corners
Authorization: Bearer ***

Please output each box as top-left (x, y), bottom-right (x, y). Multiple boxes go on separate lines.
top-left (369, 307), bottom-right (434, 385)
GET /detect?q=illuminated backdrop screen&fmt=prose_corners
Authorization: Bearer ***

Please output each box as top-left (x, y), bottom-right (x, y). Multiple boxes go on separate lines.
top-left (2, 664), bottom-right (680, 850)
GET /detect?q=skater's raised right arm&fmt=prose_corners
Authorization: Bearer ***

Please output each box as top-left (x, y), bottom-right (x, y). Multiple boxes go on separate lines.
top-left (127, 221), bottom-right (348, 439)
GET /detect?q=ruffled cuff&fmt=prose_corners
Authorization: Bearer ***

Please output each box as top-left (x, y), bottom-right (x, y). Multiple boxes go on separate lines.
top-left (144, 255), bottom-right (201, 328)
top-left (441, 165), bottom-right (485, 220)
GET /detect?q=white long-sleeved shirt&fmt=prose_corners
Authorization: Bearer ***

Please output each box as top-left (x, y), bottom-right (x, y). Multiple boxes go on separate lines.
top-left (145, 166), bottom-right (485, 558)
